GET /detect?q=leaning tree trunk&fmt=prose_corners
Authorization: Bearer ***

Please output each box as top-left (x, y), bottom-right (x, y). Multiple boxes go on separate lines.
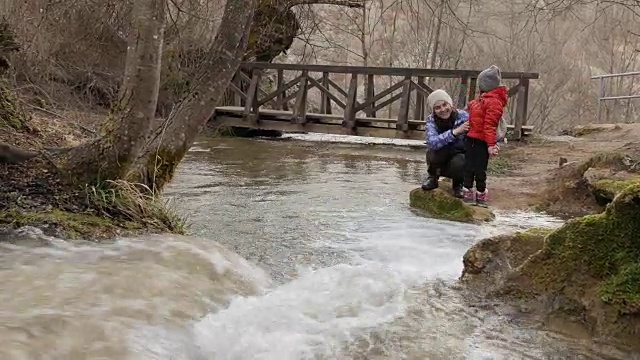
top-left (57, 0), bottom-right (166, 185)
top-left (127, 0), bottom-right (259, 191)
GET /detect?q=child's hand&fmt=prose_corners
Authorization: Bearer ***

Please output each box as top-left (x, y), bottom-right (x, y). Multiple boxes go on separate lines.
top-left (488, 146), bottom-right (499, 156)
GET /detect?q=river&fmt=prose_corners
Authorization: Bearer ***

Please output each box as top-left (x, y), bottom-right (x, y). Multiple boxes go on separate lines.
top-left (0, 134), bottom-right (637, 359)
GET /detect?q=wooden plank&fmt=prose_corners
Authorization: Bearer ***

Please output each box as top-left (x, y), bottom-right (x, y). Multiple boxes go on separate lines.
top-left (242, 62), bottom-right (540, 79)
top-left (307, 76), bottom-right (346, 109)
top-left (213, 106), bottom-right (534, 134)
top-left (227, 82), bottom-right (247, 101)
top-left (214, 115), bottom-right (428, 140)
top-left (213, 115), bottom-right (532, 140)
top-left (355, 80), bottom-right (405, 112)
top-left (275, 76), bottom-right (322, 108)
top-left (257, 74), bottom-right (303, 107)
top-left (372, 92), bottom-right (403, 113)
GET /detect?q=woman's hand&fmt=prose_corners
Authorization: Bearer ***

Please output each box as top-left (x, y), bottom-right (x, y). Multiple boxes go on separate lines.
top-left (488, 145), bottom-right (499, 156)
top-left (452, 121), bottom-right (469, 136)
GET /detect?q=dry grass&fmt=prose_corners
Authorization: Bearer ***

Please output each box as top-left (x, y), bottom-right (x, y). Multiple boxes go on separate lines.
top-left (85, 179), bottom-right (188, 234)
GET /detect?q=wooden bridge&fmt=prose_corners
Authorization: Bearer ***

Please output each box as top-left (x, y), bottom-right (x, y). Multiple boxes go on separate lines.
top-left (213, 62), bottom-right (539, 141)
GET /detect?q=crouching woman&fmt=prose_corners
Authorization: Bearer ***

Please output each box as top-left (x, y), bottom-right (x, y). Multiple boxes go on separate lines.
top-left (421, 89), bottom-right (469, 198)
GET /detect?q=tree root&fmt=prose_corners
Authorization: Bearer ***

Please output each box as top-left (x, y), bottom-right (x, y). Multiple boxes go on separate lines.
top-left (0, 141), bottom-right (39, 164)
top-left (0, 141), bottom-right (71, 165)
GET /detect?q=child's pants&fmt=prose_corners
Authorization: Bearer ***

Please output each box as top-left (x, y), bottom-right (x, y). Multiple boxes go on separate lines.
top-left (463, 137), bottom-right (489, 192)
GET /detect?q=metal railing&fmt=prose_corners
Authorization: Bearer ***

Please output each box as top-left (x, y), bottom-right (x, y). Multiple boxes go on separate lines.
top-left (591, 71), bottom-right (640, 122)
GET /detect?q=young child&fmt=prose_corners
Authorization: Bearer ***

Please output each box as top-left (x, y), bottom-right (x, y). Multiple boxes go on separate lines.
top-left (462, 65), bottom-right (508, 207)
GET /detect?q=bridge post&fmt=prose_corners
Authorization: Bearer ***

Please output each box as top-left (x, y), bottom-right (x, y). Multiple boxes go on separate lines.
top-left (457, 76), bottom-right (469, 108)
top-left (468, 77), bottom-right (477, 103)
top-left (343, 73), bottom-right (358, 134)
top-left (243, 69), bottom-right (261, 124)
top-left (291, 70), bottom-right (308, 124)
top-left (413, 76), bottom-right (426, 120)
top-left (365, 74), bottom-right (376, 117)
top-left (321, 72), bottom-right (332, 114)
top-left (276, 69), bottom-right (284, 110)
top-left (396, 77), bottom-right (411, 137)
top-left (513, 78), bottom-right (530, 140)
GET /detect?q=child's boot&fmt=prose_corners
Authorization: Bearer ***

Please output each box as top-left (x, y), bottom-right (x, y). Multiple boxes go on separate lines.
top-left (475, 190), bottom-right (489, 207)
top-left (462, 187), bottom-right (475, 204)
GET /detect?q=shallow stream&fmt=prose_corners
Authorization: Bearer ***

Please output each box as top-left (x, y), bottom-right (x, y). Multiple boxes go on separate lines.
top-left (0, 135), bottom-right (637, 359)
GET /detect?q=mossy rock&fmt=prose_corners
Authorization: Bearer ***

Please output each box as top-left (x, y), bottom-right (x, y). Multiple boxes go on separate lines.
top-left (409, 187), bottom-right (495, 223)
top-left (591, 178), bottom-right (640, 205)
top-left (493, 183), bottom-right (640, 339)
top-left (0, 208), bottom-right (141, 240)
top-left (460, 227), bottom-right (554, 295)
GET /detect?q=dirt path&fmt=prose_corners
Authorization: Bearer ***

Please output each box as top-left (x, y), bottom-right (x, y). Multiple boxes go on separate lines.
top-left (489, 123), bottom-right (640, 213)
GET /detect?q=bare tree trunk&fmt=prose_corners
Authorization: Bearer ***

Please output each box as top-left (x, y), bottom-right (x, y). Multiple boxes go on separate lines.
top-left (127, 0), bottom-right (258, 191)
top-left (428, 0), bottom-right (445, 84)
top-left (117, 30), bottom-right (138, 109)
top-left (59, 0), bottom-right (166, 184)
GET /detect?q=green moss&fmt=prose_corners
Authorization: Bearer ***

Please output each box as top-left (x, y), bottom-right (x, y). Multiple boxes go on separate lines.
top-left (597, 263), bottom-right (640, 314)
top-left (515, 227), bottom-right (554, 240)
top-left (592, 178), bottom-right (640, 200)
top-left (136, 147), bottom-right (184, 192)
top-left (522, 183), bottom-right (640, 314)
top-left (409, 187), bottom-right (494, 223)
top-left (0, 208), bottom-right (133, 240)
top-left (0, 176), bottom-right (187, 240)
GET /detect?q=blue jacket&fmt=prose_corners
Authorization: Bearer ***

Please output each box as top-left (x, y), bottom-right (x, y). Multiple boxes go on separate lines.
top-left (425, 110), bottom-right (469, 151)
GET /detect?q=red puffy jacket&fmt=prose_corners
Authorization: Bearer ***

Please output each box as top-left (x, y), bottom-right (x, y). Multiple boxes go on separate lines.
top-left (466, 86), bottom-right (508, 147)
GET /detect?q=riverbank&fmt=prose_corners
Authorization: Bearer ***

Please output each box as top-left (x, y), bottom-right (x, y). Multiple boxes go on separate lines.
top-left (0, 89), bottom-right (186, 240)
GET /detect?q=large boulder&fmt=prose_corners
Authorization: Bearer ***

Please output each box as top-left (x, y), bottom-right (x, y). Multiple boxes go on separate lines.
top-left (460, 227), bottom-right (553, 296)
top-left (461, 183), bottom-right (640, 344)
top-left (409, 187), bottom-right (494, 223)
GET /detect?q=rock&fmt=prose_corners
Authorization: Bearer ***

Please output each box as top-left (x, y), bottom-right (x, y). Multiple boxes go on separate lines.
top-left (463, 183), bottom-right (640, 343)
top-left (540, 145), bottom-right (640, 217)
top-left (460, 228), bottom-right (553, 296)
top-left (581, 167), bottom-right (640, 206)
top-left (409, 187), bottom-right (494, 223)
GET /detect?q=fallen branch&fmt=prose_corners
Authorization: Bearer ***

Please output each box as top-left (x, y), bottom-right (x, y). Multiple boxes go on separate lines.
top-left (287, 0), bottom-right (364, 7)
top-left (0, 142), bottom-right (39, 164)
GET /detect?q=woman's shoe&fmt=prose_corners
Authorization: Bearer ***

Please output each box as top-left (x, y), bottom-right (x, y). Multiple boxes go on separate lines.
top-left (421, 176), bottom-right (439, 191)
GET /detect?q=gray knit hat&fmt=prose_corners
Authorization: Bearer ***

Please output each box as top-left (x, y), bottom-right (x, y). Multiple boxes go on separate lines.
top-left (478, 65), bottom-right (502, 92)
top-left (426, 89), bottom-right (453, 111)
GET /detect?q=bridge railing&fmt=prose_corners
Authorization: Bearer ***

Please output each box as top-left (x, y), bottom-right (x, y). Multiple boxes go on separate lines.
top-left (223, 62), bottom-right (539, 140)
top-left (591, 71), bottom-right (640, 122)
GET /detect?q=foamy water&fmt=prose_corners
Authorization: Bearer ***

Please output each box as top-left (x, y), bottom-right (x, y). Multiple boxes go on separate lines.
top-left (0, 134), bottom-right (635, 359)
